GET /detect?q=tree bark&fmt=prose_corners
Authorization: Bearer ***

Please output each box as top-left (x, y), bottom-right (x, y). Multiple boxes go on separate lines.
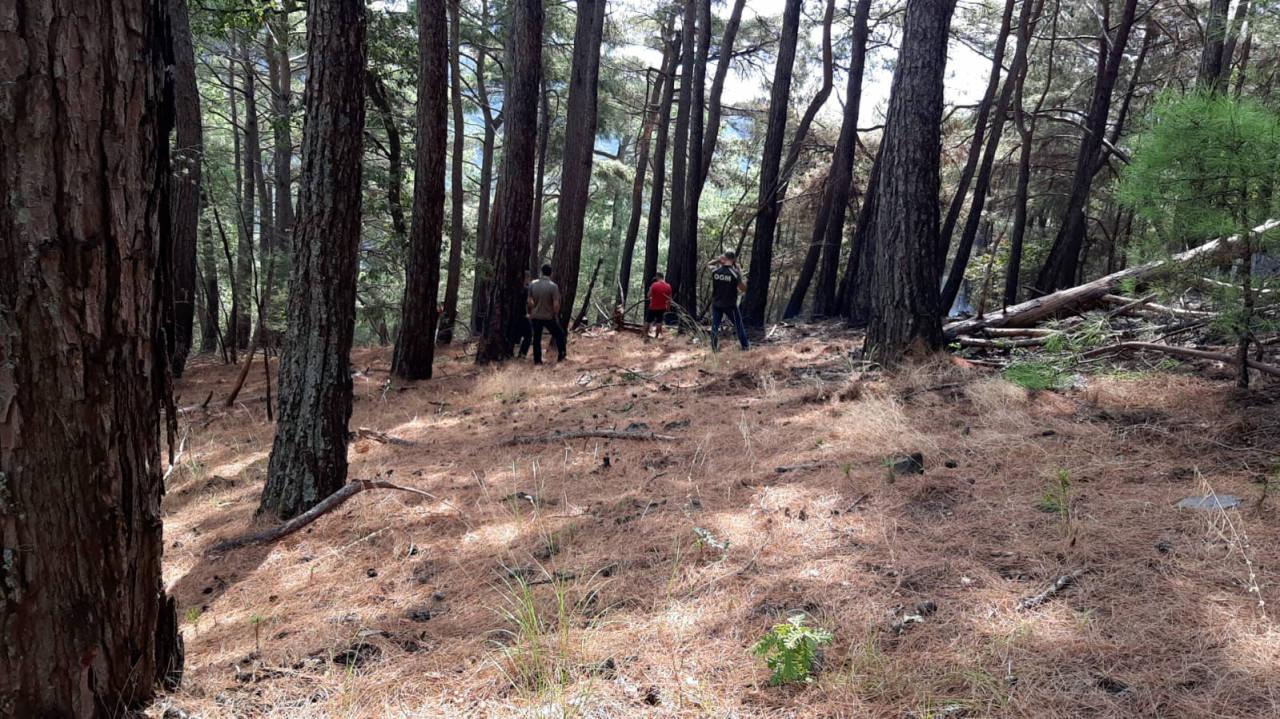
top-left (672, 0), bottom-right (712, 313)
top-left (1033, 0), bottom-right (1139, 295)
top-left (552, 0), bottom-right (609, 327)
top-left (260, 0), bottom-right (368, 520)
top-left (470, 0), bottom-right (499, 331)
top-left (864, 0), bottom-right (956, 363)
top-left (1197, 0), bottom-right (1230, 91)
top-left (740, 0), bottom-right (804, 327)
top-left (200, 191), bottom-right (222, 353)
top-left (170, 0), bottom-right (202, 377)
top-left (787, 0), bottom-right (872, 319)
top-left (367, 72), bottom-right (407, 247)
top-left (0, 0), bottom-right (182, 710)
top-left (476, 0), bottom-right (543, 363)
top-left (271, 0), bottom-right (295, 288)
top-left (665, 0), bottom-right (697, 312)
top-left (392, 0), bottom-right (449, 380)
top-left (643, 24), bottom-right (682, 300)
top-left (940, 0), bottom-right (1037, 311)
top-left (441, 0), bottom-right (466, 343)
top-left (239, 37), bottom-right (262, 347)
top-left (530, 74), bottom-right (552, 271)
top-left (840, 143), bottom-right (882, 325)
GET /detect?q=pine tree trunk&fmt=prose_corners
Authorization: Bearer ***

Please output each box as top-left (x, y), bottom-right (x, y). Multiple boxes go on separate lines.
top-left (665, 0), bottom-right (697, 311)
top-left (470, 0), bottom-right (498, 332)
top-left (788, 0), bottom-right (871, 319)
top-left (170, 0), bottom-right (202, 377)
top-left (740, 0), bottom-right (803, 327)
top-left (673, 0), bottom-right (711, 313)
top-left (0, 0), bottom-right (182, 710)
top-left (552, 0), bottom-right (608, 327)
top-left (698, 0), bottom-right (747, 186)
top-left (441, 0), bottom-right (466, 344)
top-left (643, 24), bottom-right (682, 298)
top-left (1004, 0), bottom-right (1053, 306)
top-left (1197, 0), bottom-right (1230, 91)
top-left (367, 72), bottom-right (407, 247)
top-left (1033, 0), bottom-right (1138, 295)
top-left (392, 0), bottom-right (449, 380)
top-left (272, 0), bottom-right (295, 273)
top-left (260, 0), bottom-right (367, 520)
top-left (200, 191), bottom-right (222, 353)
top-left (476, 0), bottom-right (543, 362)
top-left (841, 143), bottom-right (881, 324)
top-left (530, 76), bottom-right (552, 271)
top-left (239, 37), bottom-right (261, 346)
top-left (864, 0), bottom-right (956, 363)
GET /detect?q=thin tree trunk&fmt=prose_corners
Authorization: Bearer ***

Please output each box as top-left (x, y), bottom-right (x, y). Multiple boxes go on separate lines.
top-left (441, 0), bottom-right (466, 343)
top-left (840, 143), bottom-right (882, 324)
top-left (367, 72), bottom-right (408, 246)
top-left (470, 0), bottom-right (498, 331)
top-left (200, 191), bottom-right (221, 352)
top-left (240, 37), bottom-right (263, 347)
top-left (228, 54), bottom-right (252, 350)
top-left (530, 75), bottom-right (552, 271)
top-left (740, 0), bottom-right (804, 328)
top-left (1, 0), bottom-right (182, 708)
top-left (392, 0), bottom-right (449, 380)
top-left (1033, 0), bottom-right (1139, 295)
top-left (261, 0), bottom-right (368, 520)
top-left (552, 0), bottom-right (609, 327)
top-left (941, 0), bottom-right (1037, 311)
top-left (170, 0), bottom-right (202, 376)
top-left (643, 24), bottom-right (682, 299)
top-left (665, 0), bottom-right (697, 311)
top-left (864, 0), bottom-right (956, 363)
top-left (788, 0), bottom-right (872, 319)
top-left (476, 0), bottom-right (543, 362)
top-left (1197, 0), bottom-right (1230, 91)
top-left (937, 0), bottom-right (1015, 266)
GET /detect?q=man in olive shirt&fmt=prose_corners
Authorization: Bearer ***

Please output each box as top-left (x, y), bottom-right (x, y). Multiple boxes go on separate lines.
top-left (527, 263), bottom-right (567, 364)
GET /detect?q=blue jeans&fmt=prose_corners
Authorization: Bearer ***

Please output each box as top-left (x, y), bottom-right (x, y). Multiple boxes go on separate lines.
top-left (710, 306), bottom-right (749, 351)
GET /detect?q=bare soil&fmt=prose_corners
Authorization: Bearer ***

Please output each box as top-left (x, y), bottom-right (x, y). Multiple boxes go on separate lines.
top-left (155, 331), bottom-right (1280, 718)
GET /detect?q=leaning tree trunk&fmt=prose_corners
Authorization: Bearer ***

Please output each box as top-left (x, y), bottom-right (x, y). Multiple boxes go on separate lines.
top-left (392, 0), bottom-right (449, 380)
top-left (441, 0), bottom-right (466, 343)
top-left (476, 0), bottom-right (544, 362)
top-left (260, 0), bottom-right (368, 520)
top-left (643, 24), bottom-right (683, 299)
top-left (698, 0), bottom-right (747, 186)
top-left (552, 0), bottom-right (608, 327)
top-left (787, 0), bottom-right (871, 319)
top-left (864, 0), bottom-right (956, 364)
top-left (1033, 0), bottom-right (1138, 295)
top-left (0, 0), bottom-right (183, 711)
top-left (740, 0), bottom-right (803, 327)
top-left (170, 0), bottom-right (202, 377)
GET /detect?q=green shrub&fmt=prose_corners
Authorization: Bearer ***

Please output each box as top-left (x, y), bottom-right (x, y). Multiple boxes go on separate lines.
top-left (751, 614), bottom-right (833, 685)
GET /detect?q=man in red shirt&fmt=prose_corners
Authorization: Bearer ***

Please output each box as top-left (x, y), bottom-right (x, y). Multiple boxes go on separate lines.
top-left (646, 272), bottom-right (673, 340)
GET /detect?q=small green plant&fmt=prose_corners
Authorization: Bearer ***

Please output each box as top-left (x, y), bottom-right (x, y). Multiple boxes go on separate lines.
top-left (183, 606), bottom-right (202, 625)
top-left (249, 613), bottom-right (267, 653)
top-left (751, 614), bottom-right (833, 685)
top-left (1036, 470), bottom-right (1074, 529)
top-left (1004, 361), bottom-right (1065, 391)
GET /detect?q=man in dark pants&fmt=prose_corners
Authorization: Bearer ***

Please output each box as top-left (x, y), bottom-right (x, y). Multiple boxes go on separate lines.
top-left (646, 272), bottom-right (673, 341)
top-left (509, 270), bottom-right (533, 358)
top-left (527, 263), bottom-right (567, 364)
top-left (707, 251), bottom-right (749, 352)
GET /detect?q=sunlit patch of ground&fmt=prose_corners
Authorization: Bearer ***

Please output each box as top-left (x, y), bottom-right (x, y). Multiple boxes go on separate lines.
top-left (153, 330), bottom-right (1280, 718)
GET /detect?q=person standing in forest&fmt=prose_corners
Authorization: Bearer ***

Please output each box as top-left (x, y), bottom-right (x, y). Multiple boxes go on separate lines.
top-left (708, 252), bottom-right (749, 351)
top-left (646, 272), bottom-right (673, 340)
top-left (528, 263), bottom-right (568, 364)
top-left (509, 270), bottom-right (534, 357)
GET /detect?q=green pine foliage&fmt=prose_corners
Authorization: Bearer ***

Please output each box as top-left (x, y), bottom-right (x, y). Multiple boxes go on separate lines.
top-left (751, 614), bottom-right (833, 686)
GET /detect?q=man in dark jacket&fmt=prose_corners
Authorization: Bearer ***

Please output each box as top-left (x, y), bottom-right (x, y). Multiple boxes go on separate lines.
top-left (707, 251), bottom-right (749, 351)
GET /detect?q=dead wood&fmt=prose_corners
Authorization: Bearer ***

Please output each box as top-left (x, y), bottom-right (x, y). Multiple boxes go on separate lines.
top-left (1018, 569), bottom-right (1085, 610)
top-left (945, 218), bottom-right (1280, 338)
top-left (507, 429), bottom-right (675, 445)
top-left (954, 336), bottom-right (1049, 349)
top-left (351, 427), bottom-right (420, 446)
top-left (211, 480), bottom-right (440, 551)
top-left (1081, 341), bottom-right (1280, 377)
top-left (1100, 294), bottom-right (1214, 318)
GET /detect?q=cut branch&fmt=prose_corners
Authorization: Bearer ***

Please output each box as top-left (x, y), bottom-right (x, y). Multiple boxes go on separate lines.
top-left (508, 428), bottom-right (675, 445)
top-left (1080, 341), bottom-right (1280, 377)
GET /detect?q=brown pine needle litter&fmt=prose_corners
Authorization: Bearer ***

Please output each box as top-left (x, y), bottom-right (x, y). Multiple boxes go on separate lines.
top-left (155, 331), bottom-right (1280, 718)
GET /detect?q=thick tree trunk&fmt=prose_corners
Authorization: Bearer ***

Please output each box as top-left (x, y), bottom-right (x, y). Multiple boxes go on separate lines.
top-left (941, 0), bottom-right (1037, 311)
top-left (740, 0), bottom-right (804, 327)
top-left (476, 0), bottom-right (543, 363)
top-left (0, 0), bottom-right (182, 711)
top-left (937, 0), bottom-right (1015, 266)
top-left (170, 0), bottom-right (202, 377)
top-left (1197, 0), bottom-right (1230, 91)
top-left (261, 0), bottom-right (367, 520)
top-left (672, 0), bottom-right (711, 313)
top-left (552, 0), bottom-right (608, 327)
top-left (392, 0), bottom-right (449, 380)
top-left (643, 25), bottom-right (682, 299)
top-left (618, 24), bottom-right (678, 306)
top-left (665, 0), bottom-right (697, 312)
top-left (864, 0), bottom-right (956, 363)
top-left (787, 0), bottom-right (872, 319)
top-left (441, 0), bottom-right (466, 344)
top-left (1033, 0), bottom-right (1139, 295)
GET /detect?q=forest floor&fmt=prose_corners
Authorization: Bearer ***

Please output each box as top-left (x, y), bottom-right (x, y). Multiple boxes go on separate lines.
top-left (153, 328), bottom-right (1280, 718)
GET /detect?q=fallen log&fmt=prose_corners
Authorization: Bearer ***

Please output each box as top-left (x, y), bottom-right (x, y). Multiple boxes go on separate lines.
top-left (211, 479), bottom-right (440, 551)
top-left (945, 218), bottom-right (1280, 338)
top-left (1081, 341), bottom-right (1280, 378)
top-left (1100, 294), bottom-right (1214, 319)
top-left (977, 327), bottom-right (1060, 338)
top-left (1018, 569), bottom-right (1084, 610)
top-left (954, 336), bottom-right (1049, 349)
top-left (508, 429), bottom-right (675, 445)
top-left (351, 427), bottom-right (419, 447)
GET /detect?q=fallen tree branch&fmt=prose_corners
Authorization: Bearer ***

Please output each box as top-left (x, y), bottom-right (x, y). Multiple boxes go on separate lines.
top-left (351, 427), bottom-right (419, 447)
top-left (1018, 569), bottom-right (1085, 610)
top-left (507, 429), bottom-right (675, 445)
top-left (1100, 294), bottom-right (1214, 319)
top-left (1081, 341), bottom-right (1280, 377)
top-left (211, 480), bottom-right (440, 551)
top-left (945, 218), bottom-right (1280, 338)
top-left (954, 335), bottom-right (1049, 349)
top-left (568, 383), bottom-right (624, 398)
